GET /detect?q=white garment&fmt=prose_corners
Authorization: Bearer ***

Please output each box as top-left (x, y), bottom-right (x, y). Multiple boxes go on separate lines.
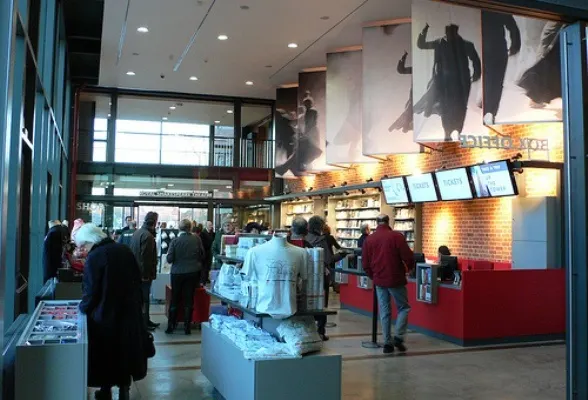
top-left (241, 236), bottom-right (308, 319)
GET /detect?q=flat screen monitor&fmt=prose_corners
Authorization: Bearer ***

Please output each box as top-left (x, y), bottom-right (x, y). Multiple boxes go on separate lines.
top-left (381, 177), bottom-right (409, 204)
top-left (435, 167), bottom-right (474, 201)
top-left (406, 173), bottom-right (438, 203)
top-left (469, 160), bottom-right (518, 198)
top-left (439, 255), bottom-right (458, 281)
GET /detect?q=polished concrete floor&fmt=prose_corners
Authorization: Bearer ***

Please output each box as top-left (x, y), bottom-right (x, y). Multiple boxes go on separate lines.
top-left (89, 295), bottom-right (566, 399)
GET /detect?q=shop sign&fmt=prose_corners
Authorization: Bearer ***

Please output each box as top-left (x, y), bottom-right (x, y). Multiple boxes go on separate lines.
top-left (139, 190), bottom-right (212, 198)
top-left (76, 202), bottom-right (104, 211)
top-left (459, 134), bottom-right (549, 151)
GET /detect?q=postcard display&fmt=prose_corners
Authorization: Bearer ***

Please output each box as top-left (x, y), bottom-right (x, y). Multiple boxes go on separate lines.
top-left (16, 300), bottom-right (87, 400)
top-left (153, 228), bottom-right (180, 300)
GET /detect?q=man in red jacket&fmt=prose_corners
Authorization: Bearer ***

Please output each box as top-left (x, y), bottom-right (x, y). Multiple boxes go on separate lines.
top-left (362, 214), bottom-right (415, 354)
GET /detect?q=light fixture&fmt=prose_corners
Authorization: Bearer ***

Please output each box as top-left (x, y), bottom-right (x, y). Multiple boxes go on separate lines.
top-left (240, 5), bottom-right (250, 10)
top-left (343, 191), bottom-right (350, 196)
top-left (227, 110), bottom-right (233, 114)
top-left (288, 43), bottom-right (298, 48)
top-left (330, 184), bottom-right (336, 189)
top-left (225, 185), bottom-right (232, 189)
top-left (366, 178), bottom-right (374, 183)
top-left (307, 187), bottom-right (313, 192)
top-left (162, 117), bottom-right (168, 121)
top-left (137, 26), bottom-right (149, 33)
top-left (169, 106), bottom-right (176, 110)
top-left (160, 187), bottom-right (166, 191)
top-left (214, 120), bottom-right (220, 124)
top-left (126, 71), bottom-right (136, 76)
top-left (382, 174), bottom-right (389, 179)
top-left (167, 184), bottom-right (174, 187)
top-left (320, 16), bottom-right (330, 20)
top-left (218, 34), bottom-right (228, 41)
top-left (245, 81), bottom-right (254, 86)
top-left (361, 189), bottom-right (367, 194)
top-left (341, 181), bottom-right (348, 186)
top-left (107, 114), bottom-right (111, 118)
top-left (189, 76), bottom-right (198, 81)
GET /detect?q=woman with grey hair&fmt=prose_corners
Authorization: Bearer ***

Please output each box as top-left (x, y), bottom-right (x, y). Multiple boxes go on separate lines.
top-left (76, 223), bottom-right (148, 400)
top-left (165, 219), bottom-right (205, 335)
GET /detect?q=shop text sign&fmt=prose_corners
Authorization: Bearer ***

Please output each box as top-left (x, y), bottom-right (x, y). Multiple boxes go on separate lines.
top-left (139, 190), bottom-right (212, 198)
top-left (459, 134), bottom-right (548, 151)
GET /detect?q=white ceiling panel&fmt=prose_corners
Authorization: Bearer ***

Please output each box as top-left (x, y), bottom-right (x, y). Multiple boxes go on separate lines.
top-left (99, 0), bottom-right (411, 99)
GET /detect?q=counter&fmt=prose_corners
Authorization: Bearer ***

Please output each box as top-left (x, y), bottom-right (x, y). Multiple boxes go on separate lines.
top-left (339, 269), bottom-right (565, 346)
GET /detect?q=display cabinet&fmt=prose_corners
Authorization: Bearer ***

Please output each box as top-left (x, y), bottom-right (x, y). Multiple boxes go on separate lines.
top-left (391, 204), bottom-right (422, 251)
top-left (16, 300), bottom-right (87, 400)
top-left (280, 198), bottom-right (326, 228)
top-left (416, 263), bottom-right (439, 304)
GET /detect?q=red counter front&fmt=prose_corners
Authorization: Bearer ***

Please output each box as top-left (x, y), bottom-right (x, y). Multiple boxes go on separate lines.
top-left (339, 269), bottom-right (566, 346)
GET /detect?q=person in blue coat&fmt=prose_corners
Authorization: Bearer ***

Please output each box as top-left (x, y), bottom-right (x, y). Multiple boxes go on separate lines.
top-left (76, 223), bottom-right (149, 400)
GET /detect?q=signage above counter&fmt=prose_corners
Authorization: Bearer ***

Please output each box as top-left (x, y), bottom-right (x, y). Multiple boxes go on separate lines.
top-left (459, 134), bottom-right (549, 152)
top-left (139, 190), bottom-right (212, 198)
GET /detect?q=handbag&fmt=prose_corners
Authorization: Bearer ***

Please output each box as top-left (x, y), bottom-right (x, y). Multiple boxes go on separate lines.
top-left (144, 330), bottom-right (156, 358)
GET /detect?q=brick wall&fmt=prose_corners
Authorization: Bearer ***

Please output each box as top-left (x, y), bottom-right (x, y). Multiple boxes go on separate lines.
top-left (286, 123), bottom-right (564, 263)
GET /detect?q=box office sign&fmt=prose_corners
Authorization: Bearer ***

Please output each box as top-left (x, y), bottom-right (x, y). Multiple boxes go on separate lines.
top-left (459, 134), bottom-right (549, 151)
top-left (139, 190), bottom-right (212, 198)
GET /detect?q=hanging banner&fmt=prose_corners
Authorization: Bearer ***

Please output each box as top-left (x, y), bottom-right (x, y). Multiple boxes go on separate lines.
top-left (482, 12), bottom-right (564, 124)
top-left (412, 0), bottom-right (484, 143)
top-left (326, 51), bottom-right (372, 164)
top-left (362, 24), bottom-right (422, 156)
top-left (297, 71), bottom-right (336, 173)
top-left (274, 87), bottom-right (302, 178)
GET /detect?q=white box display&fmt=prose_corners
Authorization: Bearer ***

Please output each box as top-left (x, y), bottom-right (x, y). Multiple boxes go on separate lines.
top-left (16, 300), bottom-right (87, 400)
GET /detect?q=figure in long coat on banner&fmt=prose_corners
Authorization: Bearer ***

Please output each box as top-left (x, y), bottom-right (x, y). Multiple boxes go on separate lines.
top-left (389, 50), bottom-right (413, 133)
top-left (516, 21), bottom-right (564, 111)
top-left (414, 23), bottom-right (481, 141)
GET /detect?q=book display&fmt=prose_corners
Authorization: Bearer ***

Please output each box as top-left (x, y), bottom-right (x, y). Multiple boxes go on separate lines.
top-left (416, 264), bottom-right (439, 304)
top-left (280, 198), bottom-right (326, 228)
top-left (16, 301), bottom-right (87, 400)
top-left (392, 204), bottom-right (419, 250)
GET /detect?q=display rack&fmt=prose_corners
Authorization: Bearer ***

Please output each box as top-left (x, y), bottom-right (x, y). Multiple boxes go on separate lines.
top-left (153, 228), bottom-right (180, 301)
top-left (416, 263), bottom-right (439, 304)
top-left (391, 204), bottom-right (421, 251)
top-left (280, 198), bottom-right (326, 228)
top-left (16, 300), bottom-right (87, 400)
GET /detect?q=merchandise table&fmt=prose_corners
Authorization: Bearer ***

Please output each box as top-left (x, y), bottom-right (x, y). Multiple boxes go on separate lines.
top-left (202, 290), bottom-right (342, 400)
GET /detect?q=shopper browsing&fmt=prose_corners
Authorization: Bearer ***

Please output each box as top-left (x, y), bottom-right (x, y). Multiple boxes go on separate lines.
top-left (165, 219), bottom-right (205, 335)
top-left (212, 217), bottom-right (235, 268)
top-left (362, 214), bottom-right (414, 354)
top-left (76, 223), bottom-right (148, 400)
top-left (130, 212), bottom-right (160, 331)
top-left (200, 221), bottom-right (215, 285)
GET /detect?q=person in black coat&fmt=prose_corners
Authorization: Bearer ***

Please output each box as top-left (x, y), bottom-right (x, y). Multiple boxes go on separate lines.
top-left (43, 220), bottom-right (65, 283)
top-left (76, 223), bottom-right (149, 400)
top-left (199, 221), bottom-right (215, 284)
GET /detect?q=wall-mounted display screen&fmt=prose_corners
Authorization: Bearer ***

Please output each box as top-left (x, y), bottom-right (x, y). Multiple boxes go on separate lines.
top-left (470, 161), bottom-right (518, 198)
top-left (435, 168), bottom-right (473, 201)
top-left (406, 173), bottom-right (438, 203)
top-left (381, 177), bottom-right (409, 204)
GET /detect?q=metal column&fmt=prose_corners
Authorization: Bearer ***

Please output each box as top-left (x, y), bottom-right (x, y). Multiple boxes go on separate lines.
top-left (560, 23), bottom-right (588, 400)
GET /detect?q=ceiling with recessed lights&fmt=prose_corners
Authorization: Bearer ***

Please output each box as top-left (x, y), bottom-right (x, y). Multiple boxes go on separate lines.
top-left (98, 0), bottom-right (411, 99)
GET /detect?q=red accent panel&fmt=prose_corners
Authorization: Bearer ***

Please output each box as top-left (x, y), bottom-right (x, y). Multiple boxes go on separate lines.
top-left (493, 262), bottom-right (512, 270)
top-left (339, 276), bottom-right (373, 313)
top-left (462, 269), bottom-right (565, 340)
top-left (165, 285), bottom-right (211, 323)
top-left (472, 260), bottom-right (494, 271)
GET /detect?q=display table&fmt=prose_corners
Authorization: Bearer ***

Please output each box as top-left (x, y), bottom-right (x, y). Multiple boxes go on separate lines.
top-left (202, 290), bottom-right (342, 400)
top-left (339, 269), bottom-right (565, 346)
top-left (15, 300), bottom-right (87, 400)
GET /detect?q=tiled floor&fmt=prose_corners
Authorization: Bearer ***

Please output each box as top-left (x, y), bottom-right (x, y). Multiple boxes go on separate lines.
top-left (89, 296), bottom-right (566, 399)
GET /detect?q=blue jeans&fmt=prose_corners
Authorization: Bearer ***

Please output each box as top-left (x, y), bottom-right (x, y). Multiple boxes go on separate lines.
top-left (376, 285), bottom-right (411, 345)
top-left (141, 280), bottom-right (153, 325)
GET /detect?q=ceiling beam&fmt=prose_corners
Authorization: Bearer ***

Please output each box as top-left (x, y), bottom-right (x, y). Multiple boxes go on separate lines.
top-left (363, 17), bottom-right (411, 28)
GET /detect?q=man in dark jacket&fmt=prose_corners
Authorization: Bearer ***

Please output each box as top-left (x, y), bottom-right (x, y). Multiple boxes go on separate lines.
top-left (363, 214), bottom-right (414, 355)
top-left (130, 212), bottom-right (159, 331)
top-left (306, 216), bottom-right (344, 341)
top-left (165, 219), bottom-right (205, 335)
top-left (200, 221), bottom-right (215, 284)
top-left (43, 220), bottom-right (65, 283)
top-left (118, 221), bottom-right (136, 247)
top-left (121, 216), bottom-right (133, 232)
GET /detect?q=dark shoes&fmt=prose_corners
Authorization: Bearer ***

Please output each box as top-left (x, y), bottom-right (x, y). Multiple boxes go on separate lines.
top-left (383, 344), bottom-right (395, 354)
top-left (394, 337), bottom-right (407, 352)
top-left (319, 334), bottom-right (329, 341)
top-left (119, 386), bottom-right (130, 400)
top-left (148, 320), bottom-right (160, 328)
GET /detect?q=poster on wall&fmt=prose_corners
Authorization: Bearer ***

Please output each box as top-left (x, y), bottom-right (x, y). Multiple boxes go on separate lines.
top-left (362, 23), bottom-right (422, 156)
top-left (326, 51), bottom-right (372, 164)
top-left (482, 11), bottom-right (564, 124)
top-left (296, 71), bottom-right (336, 173)
top-left (274, 87), bottom-right (303, 178)
top-left (412, 0), bottom-right (484, 143)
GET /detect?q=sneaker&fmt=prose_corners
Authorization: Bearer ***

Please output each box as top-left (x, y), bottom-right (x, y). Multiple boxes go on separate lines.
top-left (394, 337), bottom-right (407, 352)
top-left (383, 344), bottom-right (395, 354)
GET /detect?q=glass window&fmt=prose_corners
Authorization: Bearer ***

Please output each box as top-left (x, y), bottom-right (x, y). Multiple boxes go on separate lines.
top-left (92, 141), bottom-right (107, 162)
top-left (91, 187), bottom-right (106, 195)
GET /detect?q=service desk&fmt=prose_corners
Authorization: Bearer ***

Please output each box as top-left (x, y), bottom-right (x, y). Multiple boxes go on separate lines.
top-left (339, 269), bottom-right (565, 346)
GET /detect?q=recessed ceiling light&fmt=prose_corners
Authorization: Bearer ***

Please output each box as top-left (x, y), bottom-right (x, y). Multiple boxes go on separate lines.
top-left (288, 43), bottom-right (298, 48)
top-left (218, 34), bottom-right (228, 41)
top-left (137, 26), bottom-right (149, 33)
top-left (107, 114), bottom-right (111, 117)
top-left (245, 81), bottom-right (253, 86)
top-left (227, 110), bottom-right (233, 114)
top-left (265, 65), bottom-right (273, 68)
top-left (162, 117), bottom-right (168, 121)
top-left (126, 71), bottom-right (136, 76)
top-left (189, 76), bottom-right (198, 81)
top-left (167, 183), bottom-right (174, 187)
top-left (320, 16), bottom-right (330, 20)
top-left (240, 5), bottom-right (250, 10)
top-left (214, 120), bottom-right (220, 124)
top-left (169, 106), bottom-right (176, 110)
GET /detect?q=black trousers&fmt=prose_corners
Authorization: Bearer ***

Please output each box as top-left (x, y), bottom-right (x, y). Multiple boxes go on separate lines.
top-left (316, 279), bottom-right (330, 335)
top-left (169, 272), bottom-right (201, 323)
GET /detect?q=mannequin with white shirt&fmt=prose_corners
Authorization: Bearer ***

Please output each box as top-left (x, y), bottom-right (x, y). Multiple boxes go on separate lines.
top-left (241, 235), bottom-right (308, 319)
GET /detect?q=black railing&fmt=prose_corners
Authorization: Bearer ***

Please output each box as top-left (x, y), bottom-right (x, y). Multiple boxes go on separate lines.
top-left (241, 139), bottom-right (274, 169)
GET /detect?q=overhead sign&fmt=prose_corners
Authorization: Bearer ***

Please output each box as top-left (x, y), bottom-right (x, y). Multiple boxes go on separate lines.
top-left (435, 168), bottom-right (473, 201)
top-left (406, 173), bottom-right (438, 203)
top-left (381, 177), bottom-right (409, 205)
top-left (470, 161), bottom-right (517, 198)
top-left (139, 190), bottom-right (212, 198)
top-left (459, 134), bottom-right (548, 151)
top-left (76, 202), bottom-right (104, 211)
